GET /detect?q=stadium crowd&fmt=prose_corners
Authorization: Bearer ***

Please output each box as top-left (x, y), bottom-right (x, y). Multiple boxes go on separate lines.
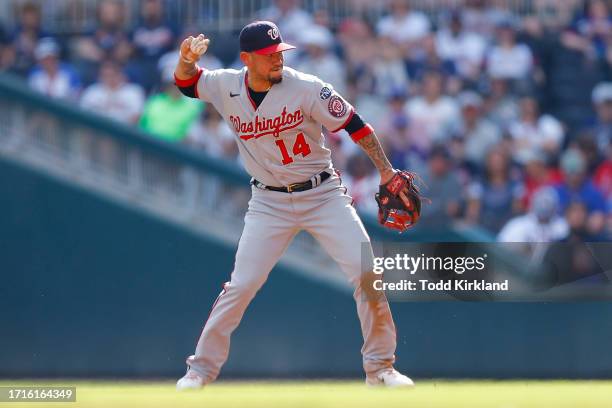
top-left (1, 0), bottom-right (611, 246)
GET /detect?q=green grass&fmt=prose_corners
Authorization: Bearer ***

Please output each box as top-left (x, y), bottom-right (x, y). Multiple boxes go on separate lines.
top-left (1, 380), bottom-right (611, 408)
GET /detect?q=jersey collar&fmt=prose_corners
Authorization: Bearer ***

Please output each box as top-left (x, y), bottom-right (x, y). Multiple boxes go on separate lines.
top-left (243, 68), bottom-right (282, 112)
top-left (244, 70), bottom-right (258, 111)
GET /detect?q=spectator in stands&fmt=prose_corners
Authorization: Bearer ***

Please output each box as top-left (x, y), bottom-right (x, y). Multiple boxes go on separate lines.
top-left (562, 201), bottom-right (607, 241)
top-left (376, 0), bottom-right (430, 48)
top-left (377, 90), bottom-right (412, 169)
top-left (532, 0), bottom-right (582, 31)
top-left (518, 16), bottom-right (548, 88)
top-left (462, 0), bottom-right (513, 40)
top-left (435, 11), bottom-right (487, 83)
top-left (139, 70), bottom-right (203, 143)
top-left (486, 19), bottom-right (534, 82)
top-left (370, 36), bottom-right (410, 99)
top-left (498, 186), bottom-right (568, 242)
top-left (28, 38), bottom-right (80, 100)
top-left (483, 78), bottom-right (519, 131)
top-left (188, 106), bottom-right (239, 161)
top-left (336, 18), bottom-right (377, 101)
top-left (575, 133), bottom-right (602, 174)
top-left (465, 147), bottom-right (523, 233)
top-left (129, 0), bottom-right (176, 92)
top-left (5, 2), bottom-right (48, 77)
top-left (547, 27), bottom-right (607, 132)
top-left (404, 70), bottom-right (460, 151)
top-left (419, 144), bottom-right (462, 228)
top-left (604, 27), bottom-right (612, 72)
top-left (341, 22), bottom-right (394, 119)
top-left (520, 150), bottom-right (563, 210)
top-left (594, 144), bottom-right (612, 200)
top-left (508, 96), bottom-right (565, 165)
top-left (590, 82), bottom-right (612, 156)
top-left (258, 0), bottom-right (312, 64)
top-left (0, 22), bottom-right (8, 71)
top-left (312, 8), bottom-right (332, 29)
top-left (540, 201), bottom-right (608, 287)
top-left (451, 91), bottom-right (501, 175)
top-left (343, 152), bottom-right (379, 215)
top-left (555, 148), bottom-right (607, 236)
top-left (80, 60), bottom-right (144, 124)
top-left (406, 34), bottom-right (458, 88)
top-left (296, 25), bottom-right (347, 95)
top-left (574, 0), bottom-right (612, 60)
top-left (74, 0), bottom-right (133, 86)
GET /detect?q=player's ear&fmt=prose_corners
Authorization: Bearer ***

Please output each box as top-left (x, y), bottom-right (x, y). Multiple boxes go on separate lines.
top-left (239, 51), bottom-right (251, 66)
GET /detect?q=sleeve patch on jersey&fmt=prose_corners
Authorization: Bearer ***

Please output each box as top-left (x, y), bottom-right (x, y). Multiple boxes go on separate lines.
top-left (331, 109), bottom-right (354, 132)
top-left (328, 95), bottom-right (347, 118)
top-left (319, 86), bottom-right (332, 100)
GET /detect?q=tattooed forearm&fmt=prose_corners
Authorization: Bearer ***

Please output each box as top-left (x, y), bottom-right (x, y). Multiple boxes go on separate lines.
top-left (356, 132), bottom-right (393, 174)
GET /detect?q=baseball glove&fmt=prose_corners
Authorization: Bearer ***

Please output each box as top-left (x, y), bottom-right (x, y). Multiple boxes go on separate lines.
top-left (375, 170), bottom-right (423, 233)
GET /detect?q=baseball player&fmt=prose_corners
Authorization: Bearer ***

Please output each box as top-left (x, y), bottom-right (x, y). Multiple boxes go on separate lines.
top-left (174, 21), bottom-right (420, 389)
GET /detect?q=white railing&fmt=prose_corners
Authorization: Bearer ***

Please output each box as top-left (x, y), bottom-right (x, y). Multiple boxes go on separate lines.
top-left (0, 0), bottom-right (577, 34)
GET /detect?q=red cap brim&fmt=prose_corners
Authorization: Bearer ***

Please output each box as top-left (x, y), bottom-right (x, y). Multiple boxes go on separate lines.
top-left (254, 42), bottom-right (296, 55)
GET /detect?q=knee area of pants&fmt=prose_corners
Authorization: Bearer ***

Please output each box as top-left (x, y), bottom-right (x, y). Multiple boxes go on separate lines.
top-left (227, 279), bottom-right (264, 295)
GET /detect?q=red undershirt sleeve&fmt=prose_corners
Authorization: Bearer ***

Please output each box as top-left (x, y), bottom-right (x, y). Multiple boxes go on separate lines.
top-left (174, 67), bottom-right (204, 99)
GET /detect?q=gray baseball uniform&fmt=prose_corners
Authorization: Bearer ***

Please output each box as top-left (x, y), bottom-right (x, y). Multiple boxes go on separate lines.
top-left (177, 65), bottom-right (397, 382)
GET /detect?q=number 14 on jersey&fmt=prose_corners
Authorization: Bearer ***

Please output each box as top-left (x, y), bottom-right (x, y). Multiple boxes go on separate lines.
top-left (274, 132), bottom-right (312, 165)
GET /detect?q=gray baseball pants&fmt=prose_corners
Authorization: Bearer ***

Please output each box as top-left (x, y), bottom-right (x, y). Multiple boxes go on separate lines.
top-left (186, 172), bottom-right (396, 382)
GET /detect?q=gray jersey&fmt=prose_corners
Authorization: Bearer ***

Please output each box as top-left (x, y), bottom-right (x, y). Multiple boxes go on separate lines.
top-left (194, 66), bottom-right (354, 186)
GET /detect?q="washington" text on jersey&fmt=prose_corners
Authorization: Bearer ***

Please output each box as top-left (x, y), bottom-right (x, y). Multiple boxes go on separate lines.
top-left (230, 107), bottom-right (304, 141)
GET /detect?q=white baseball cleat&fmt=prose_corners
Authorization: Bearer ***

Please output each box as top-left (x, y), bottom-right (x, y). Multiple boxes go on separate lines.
top-left (176, 369), bottom-right (206, 391)
top-left (366, 368), bottom-right (415, 388)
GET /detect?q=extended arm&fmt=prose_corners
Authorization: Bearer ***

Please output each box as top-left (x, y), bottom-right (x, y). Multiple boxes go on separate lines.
top-left (174, 34), bottom-right (209, 80)
top-left (353, 124), bottom-right (422, 230)
top-left (355, 130), bottom-right (395, 184)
